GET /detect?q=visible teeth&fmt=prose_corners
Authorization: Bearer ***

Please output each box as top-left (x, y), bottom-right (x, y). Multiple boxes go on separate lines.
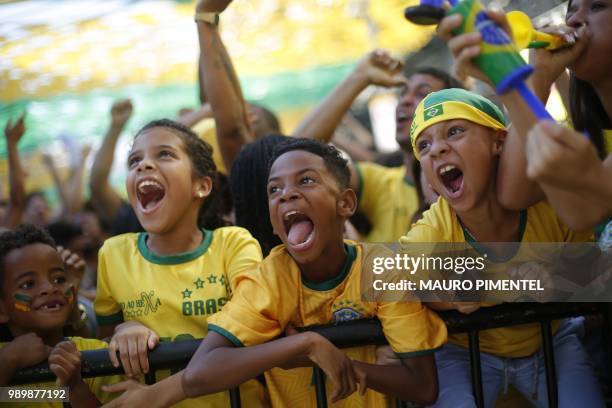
top-left (284, 210), bottom-right (299, 221)
top-left (439, 164), bottom-right (456, 176)
top-left (138, 180), bottom-right (163, 193)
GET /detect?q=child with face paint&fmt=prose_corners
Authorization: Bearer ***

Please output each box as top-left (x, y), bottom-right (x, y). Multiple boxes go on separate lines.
top-left (0, 224), bottom-right (123, 407)
top-left (401, 88), bottom-right (604, 407)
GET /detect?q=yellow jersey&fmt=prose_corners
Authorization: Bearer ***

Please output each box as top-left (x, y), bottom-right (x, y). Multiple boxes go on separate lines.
top-left (208, 241), bottom-right (447, 408)
top-left (355, 163), bottom-right (419, 243)
top-left (95, 227), bottom-right (267, 408)
top-left (0, 337), bottom-right (124, 408)
top-left (400, 197), bottom-right (592, 357)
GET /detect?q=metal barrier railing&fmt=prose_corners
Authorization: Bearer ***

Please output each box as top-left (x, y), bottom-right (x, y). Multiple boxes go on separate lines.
top-left (10, 302), bottom-right (604, 408)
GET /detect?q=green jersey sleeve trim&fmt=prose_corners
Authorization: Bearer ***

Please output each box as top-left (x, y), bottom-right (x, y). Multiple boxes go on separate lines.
top-left (208, 324), bottom-right (244, 347)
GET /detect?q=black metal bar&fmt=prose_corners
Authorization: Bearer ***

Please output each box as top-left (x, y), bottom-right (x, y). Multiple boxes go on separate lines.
top-left (144, 371), bottom-right (156, 385)
top-left (11, 339), bottom-right (202, 384)
top-left (540, 320), bottom-right (558, 408)
top-left (468, 330), bottom-right (484, 408)
top-left (229, 387), bottom-right (241, 408)
top-left (313, 366), bottom-right (328, 408)
top-left (9, 303), bottom-right (602, 385)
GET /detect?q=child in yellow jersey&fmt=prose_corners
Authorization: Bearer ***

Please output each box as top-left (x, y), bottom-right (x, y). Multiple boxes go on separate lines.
top-left (93, 119), bottom-right (267, 407)
top-left (108, 137), bottom-right (445, 408)
top-left (0, 224), bottom-right (123, 407)
top-left (401, 88), bottom-right (605, 407)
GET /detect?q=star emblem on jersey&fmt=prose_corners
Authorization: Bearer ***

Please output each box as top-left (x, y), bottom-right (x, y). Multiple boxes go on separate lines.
top-left (194, 278), bottom-right (205, 289)
top-left (182, 288), bottom-right (192, 299)
top-left (207, 274), bottom-right (217, 284)
top-left (219, 275), bottom-right (225, 286)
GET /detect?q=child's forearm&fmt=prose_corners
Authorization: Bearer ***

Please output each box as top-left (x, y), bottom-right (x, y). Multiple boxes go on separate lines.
top-left (4, 142), bottom-right (25, 228)
top-left (353, 359), bottom-right (438, 405)
top-left (182, 331), bottom-right (318, 398)
top-left (68, 380), bottom-right (100, 408)
top-left (496, 90), bottom-right (547, 210)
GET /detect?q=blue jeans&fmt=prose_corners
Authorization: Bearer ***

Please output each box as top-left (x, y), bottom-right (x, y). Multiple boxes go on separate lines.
top-left (430, 318), bottom-right (605, 408)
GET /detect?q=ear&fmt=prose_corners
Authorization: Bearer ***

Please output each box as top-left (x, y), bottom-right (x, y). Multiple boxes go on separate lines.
top-left (492, 129), bottom-right (506, 155)
top-left (337, 188), bottom-right (357, 219)
top-left (193, 176), bottom-right (213, 199)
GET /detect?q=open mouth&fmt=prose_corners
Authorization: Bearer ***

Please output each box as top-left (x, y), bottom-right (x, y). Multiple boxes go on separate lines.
top-left (35, 299), bottom-right (66, 312)
top-left (396, 110), bottom-right (412, 126)
top-left (283, 210), bottom-right (316, 252)
top-left (136, 179), bottom-right (166, 214)
top-left (438, 164), bottom-right (464, 198)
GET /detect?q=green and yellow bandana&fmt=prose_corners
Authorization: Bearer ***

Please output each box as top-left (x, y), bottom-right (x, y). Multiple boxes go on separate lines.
top-left (410, 88), bottom-right (507, 159)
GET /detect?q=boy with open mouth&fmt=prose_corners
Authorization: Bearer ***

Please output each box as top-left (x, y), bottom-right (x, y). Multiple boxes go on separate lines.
top-left (401, 88), bottom-right (604, 407)
top-left (0, 224), bottom-right (123, 407)
top-left (131, 138), bottom-right (448, 407)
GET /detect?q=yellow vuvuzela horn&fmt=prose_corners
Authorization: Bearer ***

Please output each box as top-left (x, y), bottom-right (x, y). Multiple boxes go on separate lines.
top-left (507, 11), bottom-right (569, 50)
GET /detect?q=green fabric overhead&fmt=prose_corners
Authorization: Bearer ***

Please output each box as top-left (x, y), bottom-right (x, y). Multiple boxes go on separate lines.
top-left (0, 62), bottom-right (356, 156)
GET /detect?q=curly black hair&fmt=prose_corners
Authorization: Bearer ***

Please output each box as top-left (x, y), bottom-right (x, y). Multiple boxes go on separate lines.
top-left (268, 137), bottom-right (351, 189)
top-left (134, 119), bottom-right (228, 230)
top-left (0, 224), bottom-right (56, 294)
top-left (230, 134), bottom-right (287, 255)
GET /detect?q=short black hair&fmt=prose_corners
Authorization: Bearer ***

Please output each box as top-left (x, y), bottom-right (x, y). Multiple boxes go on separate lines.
top-left (0, 224), bottom-right (56, 294)
top-left (414, 66), bottom-right (464, 90)
top-left (268, 138), bottom-right (351, 190)
top-left (45, 221), bottom-right (83, 247)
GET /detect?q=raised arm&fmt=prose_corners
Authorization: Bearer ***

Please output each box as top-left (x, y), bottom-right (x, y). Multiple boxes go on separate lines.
top-left (64, 145), bottom-right (91, 217)
top-left (437, 11), bottom-right (552, 210)
top-left (2, 114), bottom-right (27, 229)
top-left (293, 50), bottom-right (406, 143)
top-left (89, 99), bottom-right (132, 226)
top-left (42, 152), bottom-right (70, 220)
top-left (526, 121), bottom-right (612, 230)
top-left (176, 103), bottom-right (213, 128)
top-left (196, 0), bottom-right (253, 172)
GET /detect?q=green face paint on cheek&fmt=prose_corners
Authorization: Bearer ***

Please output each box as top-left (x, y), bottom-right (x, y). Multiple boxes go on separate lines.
top-left (14, 293), bottom-right (32, 312)
top-left (64, 285), bottom-right (76, 304)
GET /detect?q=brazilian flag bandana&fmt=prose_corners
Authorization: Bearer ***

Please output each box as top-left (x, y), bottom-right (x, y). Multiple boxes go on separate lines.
top-left (410, 88), bottom-right (507, 160)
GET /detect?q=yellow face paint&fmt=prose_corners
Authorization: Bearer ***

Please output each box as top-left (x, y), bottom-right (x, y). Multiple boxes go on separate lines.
top-left (14, 293), bottom-right (32, 312)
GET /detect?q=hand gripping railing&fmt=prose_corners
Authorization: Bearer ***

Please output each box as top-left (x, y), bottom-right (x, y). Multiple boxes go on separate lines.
top-left (10, 302), bottom-right (604, 408)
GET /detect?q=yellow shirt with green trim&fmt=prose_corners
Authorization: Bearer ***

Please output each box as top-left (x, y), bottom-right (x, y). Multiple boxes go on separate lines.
top-left (399, 197), bottom-right (593, 358)
top-left (94, 226), bottom-right (268, 408)
top-left (207, 241), bottom-right (447, 408)
top-left (0, 337), bottom-right (124, 408)
top-left (355, 163), bottom-right (419, 243)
